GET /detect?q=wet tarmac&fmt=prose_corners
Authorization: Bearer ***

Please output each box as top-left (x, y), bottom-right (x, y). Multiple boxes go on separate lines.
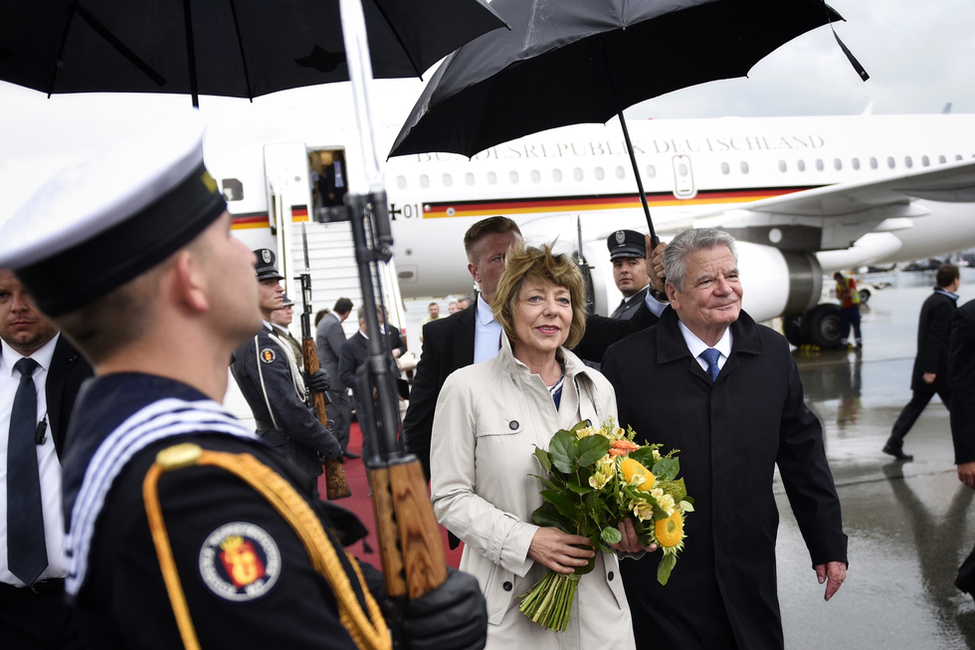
top-left (777, 268), bottom-right (975, 649)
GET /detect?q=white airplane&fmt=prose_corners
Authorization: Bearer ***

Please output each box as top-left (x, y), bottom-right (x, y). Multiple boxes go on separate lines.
top-left (213, 111), bottom-right (975, 349)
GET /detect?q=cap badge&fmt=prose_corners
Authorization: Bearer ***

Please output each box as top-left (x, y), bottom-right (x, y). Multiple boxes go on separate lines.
top-left (261, 249), bottom-right (272, 264)
top-left (615, 231), bottom-right (625, 245)
top-left (261, 348), bottom-right (275, 363)
top-left (199, 522), bottom-right (281, 601)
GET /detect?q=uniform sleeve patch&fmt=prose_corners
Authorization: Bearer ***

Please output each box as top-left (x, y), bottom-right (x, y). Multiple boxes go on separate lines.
top-left (199, 522), bottom-right (281, 601)
top-left (260, 348), bottom-right (276, 363)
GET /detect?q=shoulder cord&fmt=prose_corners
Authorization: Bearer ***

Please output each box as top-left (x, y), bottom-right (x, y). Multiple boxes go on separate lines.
top-left (142, 444), bottom-right (391, 650)
top-left (269, 330), bottom-right (306, 400)
top-left (254, 335), bottom-right (280, 431)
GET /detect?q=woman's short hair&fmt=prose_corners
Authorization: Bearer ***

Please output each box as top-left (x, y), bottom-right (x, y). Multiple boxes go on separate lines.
top-left (663, 228), bottom-right (738, 293)
top-left (492, 242), bottom-right (587, 349)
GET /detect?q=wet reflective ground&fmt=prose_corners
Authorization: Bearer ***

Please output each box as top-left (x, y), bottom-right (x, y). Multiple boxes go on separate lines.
top-left (778, 268), bottom-right (975, 649)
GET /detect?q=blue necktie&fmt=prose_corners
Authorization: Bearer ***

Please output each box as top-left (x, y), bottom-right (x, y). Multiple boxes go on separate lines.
top-left (700, 348), bottom-right (721, 382)
top-left (7, 357), bottom-right (47, 585)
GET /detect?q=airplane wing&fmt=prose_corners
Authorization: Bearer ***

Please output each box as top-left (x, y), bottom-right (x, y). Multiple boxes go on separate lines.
top-left (689, 157), bottom-right (975, 251)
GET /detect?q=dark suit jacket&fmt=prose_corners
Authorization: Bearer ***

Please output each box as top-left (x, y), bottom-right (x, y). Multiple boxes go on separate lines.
top-left (47, 334), bottom-right (95, 458)
top-left (950, 299), bottom-right (975, 464)
top-left (911, 288), bottom-right (958, 393)
top-left (402, 295), bottom-right (659, 480)
top-left (601, 309), bottom-right (847, 650)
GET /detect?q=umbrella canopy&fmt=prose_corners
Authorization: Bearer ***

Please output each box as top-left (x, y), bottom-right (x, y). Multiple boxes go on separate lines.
top-left (390, 0), bottom-right (847, 159)
top-left (0, 0), bottom-right (507, 105)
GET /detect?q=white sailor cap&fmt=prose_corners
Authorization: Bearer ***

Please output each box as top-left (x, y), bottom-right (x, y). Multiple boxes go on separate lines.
top-left (0, 109), bottom-right (226, 317)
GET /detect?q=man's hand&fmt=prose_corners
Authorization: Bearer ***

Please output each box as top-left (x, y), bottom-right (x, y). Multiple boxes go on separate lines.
top-left (400, 568), bottom-right (488, 650)
top-left (645, 235), bottom-right (667, 293)
top-left (958, 462), bottom-right (975, 489)
top-left (923, 372), bottom-right (936, 384)
top-left (306, 368), bottom-right (331, 393)
top-left (607, 518), bottom-right (657, 555)
top-left (815, 561), bottom-right (847, 601)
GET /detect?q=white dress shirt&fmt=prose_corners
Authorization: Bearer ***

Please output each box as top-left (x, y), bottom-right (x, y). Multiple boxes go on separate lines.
top-left (0, 333), bottom-right (68, 585)
top-left (678, 321), bottom-right (733, 374)
top-left (473, 294), bottom-right (504, 365)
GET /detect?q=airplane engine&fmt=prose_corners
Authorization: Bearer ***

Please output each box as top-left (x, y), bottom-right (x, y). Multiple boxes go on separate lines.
top-left (584, 239), bottom-right (825, 345)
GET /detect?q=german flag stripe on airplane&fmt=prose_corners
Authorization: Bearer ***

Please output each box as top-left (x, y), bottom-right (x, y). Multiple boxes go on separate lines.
top-left (230, 187), bottom-right (817, 229)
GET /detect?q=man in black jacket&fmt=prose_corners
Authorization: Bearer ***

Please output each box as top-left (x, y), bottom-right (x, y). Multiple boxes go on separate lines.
top-left (0, 269), bottom-right (93, 650)
top-left (885, 263), bottom-right (961, 461)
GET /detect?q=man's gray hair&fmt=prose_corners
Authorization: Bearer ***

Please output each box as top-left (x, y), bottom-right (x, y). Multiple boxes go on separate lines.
top-left (663, 228), bottom-right (738, 292)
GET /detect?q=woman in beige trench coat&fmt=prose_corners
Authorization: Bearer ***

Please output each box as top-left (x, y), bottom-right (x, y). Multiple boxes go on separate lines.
top-left (431, 243), bottom-right (646, 650)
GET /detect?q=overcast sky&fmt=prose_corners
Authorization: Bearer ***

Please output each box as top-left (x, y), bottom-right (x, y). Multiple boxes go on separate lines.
top-left (1, 0), bottom-right (973, 215)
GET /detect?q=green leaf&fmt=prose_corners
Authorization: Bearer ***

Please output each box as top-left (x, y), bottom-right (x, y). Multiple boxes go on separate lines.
top-left (573, 552), bottom-right (596, 576)
top-left (529, 474), bottom-right (560, 492)
top-left (657, 552), bottom-right (677, 585)
top-left (652, 457), bottom-right (680, 483)
top-left (549, 430), bottom-right (578, 474)
top-left (566, 478), bottom-right (591, 495)
top-left (664, 477), bottom-right (687, 503)
top-left (628, 446), bottom-right (656, 467)
top-left (541, 489), bottom-right (580, 520)
top-left (532, 446), bottom-right (552, 474)
top-left (569, 420), bottom-right (591, 434)
top-left (530, 504), bottom-right (574, 533)
top-left (601, 525), bottom-right (623, 545)
top-left (576, 435), bottom-right (611, 467)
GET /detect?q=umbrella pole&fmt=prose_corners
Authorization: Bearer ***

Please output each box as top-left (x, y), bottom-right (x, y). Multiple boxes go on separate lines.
top-left (616, 108), bottom-right (658, 246)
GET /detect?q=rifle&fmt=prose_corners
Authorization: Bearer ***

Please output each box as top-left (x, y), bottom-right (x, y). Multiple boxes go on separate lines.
top-left (298, 223), bottom-right (352, 500)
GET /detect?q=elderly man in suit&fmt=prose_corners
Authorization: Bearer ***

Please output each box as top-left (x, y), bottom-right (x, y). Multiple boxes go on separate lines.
top-left (0, 269), bottom-right (93, 649)
top-left (403, 216), bottom-right (667, 481)
top-left (602, 228), bottom-right (848, 650)
top-left (316, 297), bottom-right (356, 458)
top-left (884, 263), bottom-right (960, 461)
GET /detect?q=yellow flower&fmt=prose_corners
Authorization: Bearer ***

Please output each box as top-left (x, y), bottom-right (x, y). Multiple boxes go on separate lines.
top-left (620, 458), bottom-right (655, 491)
top-left (656, 493), bottom-right (676, 516)
top-left (655, 511), bottom-right (685, 549)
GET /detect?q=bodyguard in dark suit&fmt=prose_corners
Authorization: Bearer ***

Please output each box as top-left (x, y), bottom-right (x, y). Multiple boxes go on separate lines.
top-left (402, 217), bottom-right (666, 481)
top-left (949, 298), bottom-right (975, 595)
top-left (316, 298), bottom-right (356, 457)
top-left (885, 264), bottom-right (961, 461)
top-left (0, 269), bottom-right (93, 650)
top-left (602, 228), bottom-right (847, 650)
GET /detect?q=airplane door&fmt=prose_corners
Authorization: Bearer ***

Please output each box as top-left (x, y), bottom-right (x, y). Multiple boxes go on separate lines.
top-left (671, 155), bottom-right (697, 199)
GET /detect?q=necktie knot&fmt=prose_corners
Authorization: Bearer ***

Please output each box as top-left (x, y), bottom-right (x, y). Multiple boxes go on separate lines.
top-left (700, 348), bottom-right (721, 382)
top-left (15, 357), bottom-right (38, 377)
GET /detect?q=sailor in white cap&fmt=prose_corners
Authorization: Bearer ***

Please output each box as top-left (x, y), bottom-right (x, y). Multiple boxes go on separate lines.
top-left (0, 110), bottom-right (487, 649)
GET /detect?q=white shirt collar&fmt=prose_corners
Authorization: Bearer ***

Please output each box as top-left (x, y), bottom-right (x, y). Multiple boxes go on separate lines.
top-left (1, 331), bottom-right (60, 375)
top-left (677, 321), bottom-right (732, 362)
top-left (475, 292), bottom-right (495, 325)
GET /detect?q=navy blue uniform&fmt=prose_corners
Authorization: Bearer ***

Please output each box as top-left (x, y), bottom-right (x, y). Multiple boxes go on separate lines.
top-left (232, 325), bottom-right (341, 487)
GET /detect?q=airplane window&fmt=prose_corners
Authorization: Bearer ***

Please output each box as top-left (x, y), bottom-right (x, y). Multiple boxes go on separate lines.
top-left (615, 166), bottom-right (626, 179)
top-left (574, 168), bottom-right (584, 181)
top-left (221, 178), bottom-right (243, 201)
top-left (488, 171), bottom-right (497, 185)
top-left (721, 162), bottom-right (730, 175)
top-left (531, 170), bottom-right (541, 183)
top-left (442, 174), bottom-right (453, 187)
top-left (553, 169), bottom-right (563, 182)
top-left (396, 175), bottom-right (407, 189)
top-left (904, 156), bottom-right (913, 168)
top-left (645, 165), bottom-right (656, 178)
top-left (957, 155), bottom-right (964, 161)
top-left (509, 171), bottom-right (519, 184)
top-left (679, 163), bottom-right (688, 176)
top-left (420, 174), bottom-right (430, 188)
top-left (815, 159), bottom-right (824, 171)
top-left (939, 155), bottom-right (947, 164)
top-left (870, 157), bottom-right (878, 169)
top-left (797, 160), bottom-right (806, 172)
top-left (594, 167), bottom-right (605, 180)
top-left (851, 158), bottom-right (860, 170)
top-left (465, 173), bottom-right (475, 186)
top-left (887, 156), bottom-right (896, 169)
top-left (834, 158), bottom-right (842, 171)
top-left (778, 160), bottom-right (787, 173)
top-left (921, 156), bottom-right (930, 167)
top-left (739, 161), bottom-right (749, 174)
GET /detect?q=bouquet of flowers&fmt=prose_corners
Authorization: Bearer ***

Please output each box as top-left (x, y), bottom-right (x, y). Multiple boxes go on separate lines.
top-left (519, 419), bottom-right (693, 632)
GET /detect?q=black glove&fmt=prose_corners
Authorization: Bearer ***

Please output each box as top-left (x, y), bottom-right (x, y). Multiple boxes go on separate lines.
top-left (400, 568), bottom-right (487, 650)
top-left (319, 431), bottom-right (343, 461)
top-left (306, 368), bottom-right (331, 393)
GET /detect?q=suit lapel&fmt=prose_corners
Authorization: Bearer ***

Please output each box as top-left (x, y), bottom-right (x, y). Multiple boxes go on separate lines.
top-left (455, 303), bottom-right (477, 367)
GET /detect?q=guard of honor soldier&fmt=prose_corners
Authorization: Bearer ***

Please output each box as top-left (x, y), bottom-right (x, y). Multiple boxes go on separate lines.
top-left (0, 110), bottom-right (487, 649)
top-left (608, 230), bottom-right (653, 321)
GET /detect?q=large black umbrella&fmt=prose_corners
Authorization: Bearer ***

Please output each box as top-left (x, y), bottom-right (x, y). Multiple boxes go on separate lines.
top-left (389, 0), bottom-right (865, 239)
top-left (0, 0), bottom-right (507, 106)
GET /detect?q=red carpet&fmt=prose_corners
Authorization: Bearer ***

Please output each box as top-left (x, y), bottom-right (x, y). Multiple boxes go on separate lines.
top-left (317, 423), bottom-right (463, 572)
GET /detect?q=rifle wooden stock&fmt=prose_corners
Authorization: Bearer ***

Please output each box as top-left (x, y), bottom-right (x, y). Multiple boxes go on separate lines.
top-left (368, 458), bottom-right (448, 599)
top-left (302, 337), bottom-right (352, 500)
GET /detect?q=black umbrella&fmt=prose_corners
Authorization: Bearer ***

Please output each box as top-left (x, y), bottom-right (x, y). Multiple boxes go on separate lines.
top-left (0, 0), bottom-right (507, 106)
top-left (389, 0), bottom-right (866, 240)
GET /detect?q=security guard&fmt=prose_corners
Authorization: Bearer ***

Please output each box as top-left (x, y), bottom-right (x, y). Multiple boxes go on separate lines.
top-left (0, 110), bottom-right (487, 649)
top-left (232, 251), bottom-right (340, 497)
top-left (607, 230), bottom-right (653, 320)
